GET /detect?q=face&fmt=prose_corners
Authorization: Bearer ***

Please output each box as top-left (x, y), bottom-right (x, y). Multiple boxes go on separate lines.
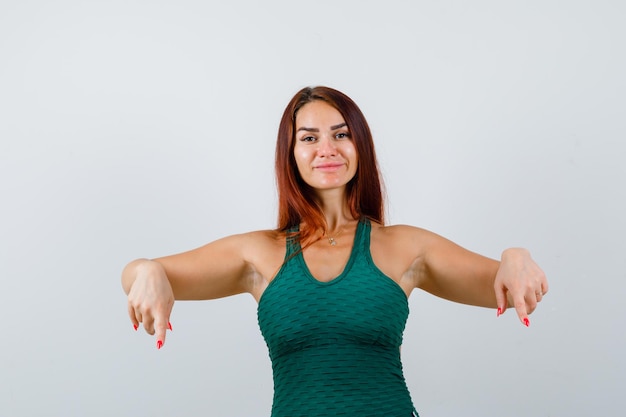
top-left (293, 100), bottom-right (358, 193)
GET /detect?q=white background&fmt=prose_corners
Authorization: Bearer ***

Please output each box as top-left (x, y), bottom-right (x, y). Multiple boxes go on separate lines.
top-left (1, 1), bottom-right (624, 416)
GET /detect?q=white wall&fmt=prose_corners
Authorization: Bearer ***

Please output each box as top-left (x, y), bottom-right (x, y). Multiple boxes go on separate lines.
top-left (1, 1), bottom-right (624, 416)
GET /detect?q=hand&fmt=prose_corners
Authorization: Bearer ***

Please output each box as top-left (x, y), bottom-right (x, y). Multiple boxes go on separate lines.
top-left (125, 260), bottom-right (175, 348)
top-left (494, 248), bottom-right (548, 326)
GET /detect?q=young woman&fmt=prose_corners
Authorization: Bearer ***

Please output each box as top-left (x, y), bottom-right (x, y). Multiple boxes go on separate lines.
top-left (122, 86), bottom-right (548, 416)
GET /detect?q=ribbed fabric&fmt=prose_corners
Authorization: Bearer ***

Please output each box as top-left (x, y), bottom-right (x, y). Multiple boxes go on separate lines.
top-left (258, 219), bottom-right (419, 417)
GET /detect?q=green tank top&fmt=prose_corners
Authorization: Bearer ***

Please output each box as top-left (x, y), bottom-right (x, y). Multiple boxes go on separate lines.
top-left (257, 218), bottom-right (419, 416)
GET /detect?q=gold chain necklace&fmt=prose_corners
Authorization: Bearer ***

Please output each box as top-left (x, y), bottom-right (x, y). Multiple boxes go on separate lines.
top-left (325, 226), bottom-right (345, 246)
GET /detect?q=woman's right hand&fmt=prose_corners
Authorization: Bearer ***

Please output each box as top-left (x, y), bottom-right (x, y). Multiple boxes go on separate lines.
top-left (123, 259), bottom-right (175, 349)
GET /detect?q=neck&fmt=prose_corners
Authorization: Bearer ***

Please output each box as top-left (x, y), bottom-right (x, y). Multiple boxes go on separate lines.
top-left (315, 189), bottom-right (355, 232)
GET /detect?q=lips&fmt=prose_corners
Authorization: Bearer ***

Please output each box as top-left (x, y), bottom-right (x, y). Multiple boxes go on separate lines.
top-left (314, 162), bottom-right (345, 172)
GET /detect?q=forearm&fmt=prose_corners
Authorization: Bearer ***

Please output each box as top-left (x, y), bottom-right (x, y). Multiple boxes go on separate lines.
top-left (422, 247), bottom-right (500, 308)
top-left (451, 248), bottom-right (536, 309)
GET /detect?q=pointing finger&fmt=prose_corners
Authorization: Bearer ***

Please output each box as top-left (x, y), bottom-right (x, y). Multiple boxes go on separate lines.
top-left (154, 316), bottom-right (169, 350)
top-left (513, 295), bottom-right (530, 327)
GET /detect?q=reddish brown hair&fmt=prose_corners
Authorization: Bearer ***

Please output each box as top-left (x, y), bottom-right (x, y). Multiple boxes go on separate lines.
top-left (275, 86), bottom-right (384, 244)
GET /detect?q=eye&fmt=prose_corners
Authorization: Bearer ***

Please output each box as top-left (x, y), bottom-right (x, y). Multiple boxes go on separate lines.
top-left (335, 132), bottom-right (351, 140)
top-left (299, 135), bottom-right (317, 142)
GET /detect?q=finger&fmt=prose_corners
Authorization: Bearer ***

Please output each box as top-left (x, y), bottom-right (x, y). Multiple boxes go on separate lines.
top-left (513, 295), bottom-right (530, 327)
top-left (536, 277), bottom-right (548, 302)
top-left (494, 283), bottom-right (508, 317)
top-left (143, 313), bottom-right (155, 336)
top-left (154, 316), bottom-right (169, 350)
top-left (526, 296), bottom-right (538, 315)
top-left (127, 302), bottom-right (140, 331)
top-left (535, 290), bottom-right (544, 303)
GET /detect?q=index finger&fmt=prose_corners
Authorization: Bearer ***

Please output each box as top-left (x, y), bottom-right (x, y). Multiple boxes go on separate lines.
top-left (154, 316), bottom-right (170, 349)
top-left (513, 295), bottom-right (530, 327)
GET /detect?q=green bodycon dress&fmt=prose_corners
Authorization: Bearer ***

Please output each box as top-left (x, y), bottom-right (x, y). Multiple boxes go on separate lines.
top-left (257, 218), bottom-right (419, 416)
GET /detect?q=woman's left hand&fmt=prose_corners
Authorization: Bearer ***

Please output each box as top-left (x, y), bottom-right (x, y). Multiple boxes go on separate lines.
top-left (494, 248), bottom-right (548, 326)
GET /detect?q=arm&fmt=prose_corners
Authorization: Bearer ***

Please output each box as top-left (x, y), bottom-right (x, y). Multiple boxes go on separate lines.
top-left (417, 231), bottom-right (547, 326)
top-left (122, 232), bottom-right (260, 348)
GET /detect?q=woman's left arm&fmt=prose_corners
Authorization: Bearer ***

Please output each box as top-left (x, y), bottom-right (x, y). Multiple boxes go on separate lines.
top-left (416, 230), bottom-right (548, 326)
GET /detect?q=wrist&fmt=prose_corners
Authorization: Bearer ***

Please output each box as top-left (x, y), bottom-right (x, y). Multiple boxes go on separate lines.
top-left (122, 258), bottom-right (162, 294)
top-left (501, 247), bottom-right (530, 261)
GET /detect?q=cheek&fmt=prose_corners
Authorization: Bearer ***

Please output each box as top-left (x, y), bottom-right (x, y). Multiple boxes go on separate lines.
top-left (293, 148), bottom-right (309, 173)
top-left (350, 149), bottom-right (359, 176)
top-left (346, 145), bottom-right (358, 166)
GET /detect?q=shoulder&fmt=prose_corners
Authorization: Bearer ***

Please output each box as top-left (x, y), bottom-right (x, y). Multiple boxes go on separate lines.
top-left (370, 222), bottom-right (438, 247)
top-left (182, 229), bottom-right (285, 274)
top-left (224, 229), bottom-right (286, 258)
top-left (371, 223), bottom-right (469, 264)
top-left (368, 222), bottom-right (439, 288)
top-left (237, 229), bottom-right (287, 282)
top-left (212, 228), bottom-right (283, 247)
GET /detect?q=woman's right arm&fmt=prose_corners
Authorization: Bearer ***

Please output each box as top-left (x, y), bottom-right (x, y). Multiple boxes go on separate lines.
top-left (122, 232), bottom-right (263, 349)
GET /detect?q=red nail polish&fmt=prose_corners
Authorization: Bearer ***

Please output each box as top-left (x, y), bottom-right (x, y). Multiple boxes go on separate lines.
top-left (133, 324), bottom-right (138, 331)
top-left (497, 307), bottom-right (502, 317)
top-left (168, 322), bottom-right (173, 331)
top-left (157, 340), bottom-right (163, 349)
top-left (523, 318), bottom-right (530, 327)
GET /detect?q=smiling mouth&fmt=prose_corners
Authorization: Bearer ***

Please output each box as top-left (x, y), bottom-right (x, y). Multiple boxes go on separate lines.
top-left (313, 162), bottom-right (343, 170)
top-left (314, 163), bottom-right (344, 171)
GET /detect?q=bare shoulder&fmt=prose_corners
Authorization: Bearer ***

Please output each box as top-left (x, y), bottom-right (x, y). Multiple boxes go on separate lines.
top-left (166, 228), bottom-right (284, 261)
top-left (370, 222), bottom-right (439, 247)
top-left (235, 229), bottom-right (287, 298)
top-left (371, 222), bottom-right (473, 267)
top-left (235, 228), bottom-right (285, 248)
top-left (229, 229), bottom-right (286, 268)
top-left (368, 223), bottom-right (438, 294)
top-left (245, 229), bottom-right (285, 253)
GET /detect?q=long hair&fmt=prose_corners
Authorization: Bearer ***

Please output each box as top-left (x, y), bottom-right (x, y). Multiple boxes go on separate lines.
top-left (275, 86), bottom-right (384, 244)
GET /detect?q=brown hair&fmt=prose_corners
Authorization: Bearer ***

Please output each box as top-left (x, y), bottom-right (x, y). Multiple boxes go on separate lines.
top-left (275, 86), bottom-right (384, 244)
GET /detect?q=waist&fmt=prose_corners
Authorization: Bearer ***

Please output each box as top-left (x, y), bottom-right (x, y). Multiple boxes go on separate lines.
top-left (270, 343), bottom-right (412, 414)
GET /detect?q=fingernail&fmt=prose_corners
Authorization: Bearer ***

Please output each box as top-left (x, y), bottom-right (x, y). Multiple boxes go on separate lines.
top-left (523, 318), bottom-right (530, 327)
top-left (157, 340), bottom-right (163, 349)
top-left (496, 307), bottom-right (502, 317)
top-left (168, 322), bottom-right (173, 331)
top-left (133, 324), bottom-right (138, 331)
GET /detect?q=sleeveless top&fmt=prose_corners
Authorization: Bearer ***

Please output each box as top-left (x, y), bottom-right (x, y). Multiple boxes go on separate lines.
top-left (257, 218), bottom-right (419, 417)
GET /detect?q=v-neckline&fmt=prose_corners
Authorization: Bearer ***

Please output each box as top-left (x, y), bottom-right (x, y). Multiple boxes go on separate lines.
top-left (295, 219), bottom-right (364, 285)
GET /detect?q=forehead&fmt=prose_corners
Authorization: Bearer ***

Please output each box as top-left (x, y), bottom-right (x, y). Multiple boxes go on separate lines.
top-left (295, 100), bottom-right (346, 129)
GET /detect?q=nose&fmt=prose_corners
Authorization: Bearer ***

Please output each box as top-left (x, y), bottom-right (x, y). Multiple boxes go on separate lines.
top-left (316, 137), bottom-right (337, 157)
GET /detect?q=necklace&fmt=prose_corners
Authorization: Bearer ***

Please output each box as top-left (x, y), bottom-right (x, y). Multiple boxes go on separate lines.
top-left (325, 226), bottom-right (344, 246)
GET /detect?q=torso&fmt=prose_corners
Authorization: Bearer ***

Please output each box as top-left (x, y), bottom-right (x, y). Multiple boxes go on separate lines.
top-left (245, 219), bottom-right (426, 303)
top-left (256, 218), bottom-right (419, 416)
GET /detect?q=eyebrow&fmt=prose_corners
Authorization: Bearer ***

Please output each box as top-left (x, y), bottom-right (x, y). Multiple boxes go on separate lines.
top-left (296, 122), bottom-right (347, 133)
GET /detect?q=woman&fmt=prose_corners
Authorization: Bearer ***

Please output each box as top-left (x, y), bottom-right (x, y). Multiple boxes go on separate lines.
top-left (122, 86), bottom-right (548, 416)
